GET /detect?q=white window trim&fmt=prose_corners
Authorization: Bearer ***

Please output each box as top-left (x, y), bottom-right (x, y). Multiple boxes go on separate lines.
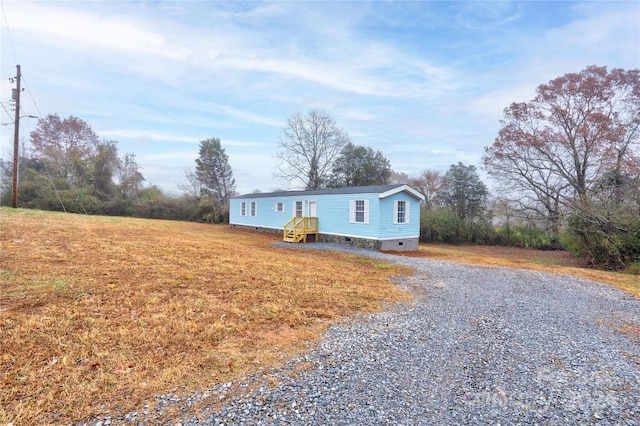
top-left (240, 202), bottom-right (246, 216)
top-left (294, 200), bottom-right (303, 217)
top-left (394, 200), bottom-right (410, 224)
top-left (275, 202), bottom-right (285, 213)
top-left (250, 201), bottom-right (257, 216)
top-left (349, 199), bottom-right (369, 224)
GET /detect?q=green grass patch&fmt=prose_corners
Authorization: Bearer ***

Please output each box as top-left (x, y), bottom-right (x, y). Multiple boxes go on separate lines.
top-left (625, 262), bottom-right (640, 276)
top-left (527, 256), bottom-right (571, 267)
top-left (354, 258), bottom-right (396, 269)
top-left (418, 245), bottom-right (471, 256)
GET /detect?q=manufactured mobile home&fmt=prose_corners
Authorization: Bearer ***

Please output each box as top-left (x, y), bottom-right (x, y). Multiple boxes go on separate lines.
top-left (229, 184), bottom-right (424, 251)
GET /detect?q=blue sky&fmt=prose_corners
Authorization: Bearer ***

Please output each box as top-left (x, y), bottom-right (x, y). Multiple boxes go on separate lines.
top-left (1, 1), bottom-right (638, 195)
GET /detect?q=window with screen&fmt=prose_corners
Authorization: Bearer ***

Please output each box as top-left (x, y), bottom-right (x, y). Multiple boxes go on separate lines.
top-left (396, 200), bottom-right (406, 223)
top-left (349, 200), bottom-right (369, 224)
top-left (394, 200), bottom-right (409, 224)
top-left (355, 200), bottom-right (366, 223)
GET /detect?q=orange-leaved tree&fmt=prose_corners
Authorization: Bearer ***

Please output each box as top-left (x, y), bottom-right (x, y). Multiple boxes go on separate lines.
top-left (483, 66), bottom-right (640, 268)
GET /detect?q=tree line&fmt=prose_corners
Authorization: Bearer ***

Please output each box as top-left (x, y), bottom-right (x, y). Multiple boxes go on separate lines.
top-left (484, 66), bottom-right (639, 270)
top-left (274, 66), bottom-right (640, 270)
top-left (1, 65), bottom-right (638, 270)
top-left (0, 116), bottom-right (238, 223)
top-left (2, 115), bottom-right (152, 216)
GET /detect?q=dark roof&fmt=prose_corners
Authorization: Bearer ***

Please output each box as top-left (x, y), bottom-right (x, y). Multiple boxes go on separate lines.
top-left (233, 184), bottom-right (408, 199)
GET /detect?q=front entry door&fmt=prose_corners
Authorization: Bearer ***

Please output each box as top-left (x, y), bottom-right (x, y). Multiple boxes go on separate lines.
top-left (308, 201), bottom-right (317, 217)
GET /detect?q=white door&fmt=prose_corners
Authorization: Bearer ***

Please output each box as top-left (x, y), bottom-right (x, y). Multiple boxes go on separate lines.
top-left (308, 201), bottom-right (317, 217)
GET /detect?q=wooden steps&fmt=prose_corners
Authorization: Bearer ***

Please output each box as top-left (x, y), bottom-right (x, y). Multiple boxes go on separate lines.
top-left (283, 216), bottom-right (318, 243)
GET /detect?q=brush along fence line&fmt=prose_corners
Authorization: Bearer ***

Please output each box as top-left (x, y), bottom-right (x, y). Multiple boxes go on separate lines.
top-left (78, 243), bottom-right (640, 426)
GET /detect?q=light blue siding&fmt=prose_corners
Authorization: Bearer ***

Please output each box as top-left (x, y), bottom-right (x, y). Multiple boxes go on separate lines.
top-left (378, 192), bottom-right (421, 239)
top-left (230, 188), bottom-right (421, 240)
top-left (314, 193), bottom-right (380, 239)
top-left (229, 197), bottom-right (293, 229)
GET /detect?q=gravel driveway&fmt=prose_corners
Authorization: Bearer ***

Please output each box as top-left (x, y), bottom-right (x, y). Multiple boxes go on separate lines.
top-left (87, 244), bottom-right (640, 426)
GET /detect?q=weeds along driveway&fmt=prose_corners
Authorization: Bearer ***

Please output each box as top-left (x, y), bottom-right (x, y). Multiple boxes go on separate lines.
top-left (90, 244), bottom-right (640, 426)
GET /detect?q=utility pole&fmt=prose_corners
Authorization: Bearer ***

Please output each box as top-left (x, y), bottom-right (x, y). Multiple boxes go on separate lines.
top-left (11, 64), bottom-right (21, 208)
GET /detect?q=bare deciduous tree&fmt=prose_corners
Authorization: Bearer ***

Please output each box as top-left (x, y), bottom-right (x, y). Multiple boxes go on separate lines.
top-left (177, 168), bottom-right (202, 198)
top-left (118, 153), bottom-right (144, 200)
top-left (484, 66), bottom-right (639, 213)
top-left (30, 114), bottom-right (99, 185)
top-left (389, 171), bottom-right (411, 184)
top-left (410, 169), bottom-right (442, 209)
top-left (483, 65), bottom-right (640, 266)
top-left (276, 110), bottom-right (350, 190)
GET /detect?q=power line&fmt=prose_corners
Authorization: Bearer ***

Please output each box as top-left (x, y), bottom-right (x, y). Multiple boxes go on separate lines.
top-left (0, 100), bottom-right (14, 124)
top-left (20, 75), bottom-right (43, 118)
top-left (1, 1), bottom-right (43, 121)
top-left (0, 0), bottom-right (20, 63)
top-left (0, 3), bottom-right (79, 213)
top-left (5, 66), bottom-right (65, 211)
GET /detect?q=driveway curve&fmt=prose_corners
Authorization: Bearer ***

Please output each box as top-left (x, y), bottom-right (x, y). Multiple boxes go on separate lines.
top-left (87, 244), bottom-right (640, 426)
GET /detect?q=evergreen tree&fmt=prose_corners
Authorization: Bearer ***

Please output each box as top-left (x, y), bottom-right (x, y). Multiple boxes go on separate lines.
top-left (195, 138), bottom-right (236, 222)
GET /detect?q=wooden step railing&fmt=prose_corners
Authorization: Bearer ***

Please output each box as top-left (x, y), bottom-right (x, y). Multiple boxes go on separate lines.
top-left (283, 216), bottom-right (318, 243)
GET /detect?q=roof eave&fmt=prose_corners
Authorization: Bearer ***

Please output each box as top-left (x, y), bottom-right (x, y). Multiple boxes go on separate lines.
top-left (379, 184), bottom-right (425, 201)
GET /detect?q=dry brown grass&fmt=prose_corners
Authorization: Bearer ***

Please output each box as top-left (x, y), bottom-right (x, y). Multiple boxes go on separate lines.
top-left (0, 208), bottom-right (410, 425)
top-left (385, 244), bottom-right (640, 297)
top-left (3, 209), bottom-right (637, 424)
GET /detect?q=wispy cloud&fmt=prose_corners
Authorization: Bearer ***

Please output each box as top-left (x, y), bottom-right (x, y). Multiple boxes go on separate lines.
top-left (2, 1), bottom-right (637, 195)
top-left (202, 103), bottom-right (283, 127)
top-left (5, 1), bottom-right (456, 99)
top-left (100, 129), bottom-right (265, 147)
top-left (5, 3), bottom-right (186, 59)
top-left (542, 3), bottom-right (639, 63)
top-left (453, 1), bottom-right (524, 31)
top-left (99, 129), bottom-right (199, 144)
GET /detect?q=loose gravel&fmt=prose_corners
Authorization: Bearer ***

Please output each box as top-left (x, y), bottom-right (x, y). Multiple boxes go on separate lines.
top-left (80, 243), bottom-right (640, 426)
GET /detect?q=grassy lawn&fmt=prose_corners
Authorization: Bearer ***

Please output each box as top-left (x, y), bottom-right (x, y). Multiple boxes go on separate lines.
top-left (0, 208), bottom-right (410, 424)
top-left (1, 208), bottom-right (637, 424)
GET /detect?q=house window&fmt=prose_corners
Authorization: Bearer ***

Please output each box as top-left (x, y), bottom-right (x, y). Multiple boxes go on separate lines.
top-left (250, 201), bottom-right (257, 216)
top-left (350, 200), bottom-right (369, 224)
top-left (355, 200), bottom-right (365, 222)
top-left (295, 201), bottom-right (303, 217)
top-left (396, 200), bottom-right (406, 223)
top-left (394, 200), bottom-right (410, 224)
top-left (240, 202), bottom-right (246, 216)
top-left (275, 202), bottom-right (284, 212)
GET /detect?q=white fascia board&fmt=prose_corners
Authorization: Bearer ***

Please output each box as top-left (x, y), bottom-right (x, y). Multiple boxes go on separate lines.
top-left (379, 184), bottom-right (425, 201)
